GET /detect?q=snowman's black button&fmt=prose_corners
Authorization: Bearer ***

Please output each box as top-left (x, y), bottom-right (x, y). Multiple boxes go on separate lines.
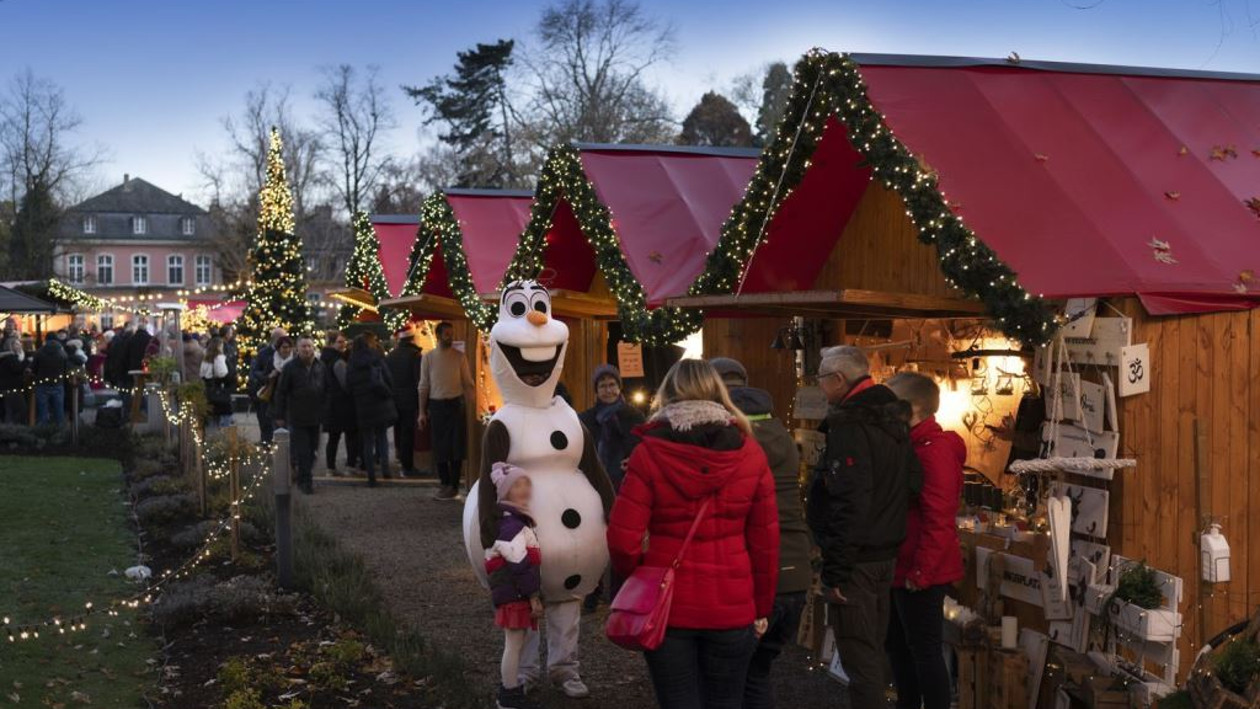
top-left (562, 508), bottom-right (581, 529)
top-left (550, 431), bottom-right (568, 449)
top-left (564, 574), bottom-right (582, 590)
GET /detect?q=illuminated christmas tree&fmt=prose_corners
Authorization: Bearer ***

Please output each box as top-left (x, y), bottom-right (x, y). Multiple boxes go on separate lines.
top-left (338, 211), bottom-right (405, 331)
top-left (237, 127), bottom-right (312, 367)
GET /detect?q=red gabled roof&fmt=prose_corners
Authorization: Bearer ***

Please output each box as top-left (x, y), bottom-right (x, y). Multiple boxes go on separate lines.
top-left (371, 216), bottom-right (420, 297)
top-left (546, 144), bottom-right (759, 305)
top-left (444, 189), bottom-right (533, 293)
top-left (853, 55), bottom-right (1260, 313)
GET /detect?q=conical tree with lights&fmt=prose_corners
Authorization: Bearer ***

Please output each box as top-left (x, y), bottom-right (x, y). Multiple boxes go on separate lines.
top-left (338, 211), bottom-right (405, 331)
top-left (237, 127), bottom-right (312, 366)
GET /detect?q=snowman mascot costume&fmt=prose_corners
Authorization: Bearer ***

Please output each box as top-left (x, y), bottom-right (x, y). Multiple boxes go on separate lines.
top-left (462, 281), bottom-right (614, 698)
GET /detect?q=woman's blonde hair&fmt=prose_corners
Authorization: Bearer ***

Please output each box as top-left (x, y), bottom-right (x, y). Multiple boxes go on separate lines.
top-left (652, 359), bottom-right (752, 435)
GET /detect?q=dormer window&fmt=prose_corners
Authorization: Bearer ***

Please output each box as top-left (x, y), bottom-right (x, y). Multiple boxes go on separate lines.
top-left (130, 215), bottom-right (147, 235)
top-left (180, 216), bottom-right (195, 236)
top-left (82, 215), bottom-right (97, 234)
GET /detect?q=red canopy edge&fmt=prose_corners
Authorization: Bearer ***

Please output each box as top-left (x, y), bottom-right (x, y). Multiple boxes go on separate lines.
top-left (370, 218), bottom-right (421, 298)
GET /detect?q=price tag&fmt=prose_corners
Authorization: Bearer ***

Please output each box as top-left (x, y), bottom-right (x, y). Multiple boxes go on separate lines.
top-left (616, 342), bottom-right (645, 378)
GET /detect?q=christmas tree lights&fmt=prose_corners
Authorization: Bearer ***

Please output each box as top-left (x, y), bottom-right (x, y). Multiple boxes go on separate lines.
top-left (338, 211), bottom-right (405, 331)
top-left (236, 127), bottom-right (313, 366)
top-left (397, 193), bottom-right (498, 332)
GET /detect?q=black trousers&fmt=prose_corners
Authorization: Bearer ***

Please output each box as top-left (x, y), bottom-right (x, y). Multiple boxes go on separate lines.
top-left (643, 626), bottom-right (757, 709)
top-left (393, 406), bottom-right (418, 472)
top-left (325, 427), bottom-right (360, 469)
top-left (830, 559), bottom-right (896, 709)
top-left (744, 591), bottom-right (807, 709)
top-left (887, 585), bottom-right (951, 709)
top-left (289, 424), bottom-right (319, 486)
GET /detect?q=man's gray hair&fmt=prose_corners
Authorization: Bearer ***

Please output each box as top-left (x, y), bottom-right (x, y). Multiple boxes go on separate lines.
top-left (820, 345), bottom-right (870, 380)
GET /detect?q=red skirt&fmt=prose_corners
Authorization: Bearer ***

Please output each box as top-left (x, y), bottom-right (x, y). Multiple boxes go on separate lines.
top-left (495, 600), bottom-right (537, 630)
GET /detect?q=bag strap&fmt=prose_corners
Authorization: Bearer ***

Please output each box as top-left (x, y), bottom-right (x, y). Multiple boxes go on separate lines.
top-left (671, 497), bottom-right (713, 569)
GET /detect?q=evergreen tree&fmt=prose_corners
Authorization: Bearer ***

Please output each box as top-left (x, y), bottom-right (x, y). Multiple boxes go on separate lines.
top-left (8, 179), bottom-right (58, 279)
top-left (238, 127), bottom-right (311, 366)
top-left (678, 91), bottom-right (753, 147)
top-left (404, 40), bottom-right (517, 187)
top-left (755, 62), bottom-right (792, 145)
top-left (337, 210), bottom-right (404, 331)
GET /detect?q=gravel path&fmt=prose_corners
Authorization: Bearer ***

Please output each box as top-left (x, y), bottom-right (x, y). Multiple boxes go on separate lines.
top-left (297, 479), bottom-right (843, 708)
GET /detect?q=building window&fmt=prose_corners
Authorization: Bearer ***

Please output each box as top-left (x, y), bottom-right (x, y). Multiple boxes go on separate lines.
top-left (130, 215), bottom-right (147, 235)
top-left (167, 254), bottom-right (184, 285)
top-left (82, 215), bottom-right (97, 235)
top-left (180, 216), bottom-right (195, 236)
top-left (66, 254), bottom-right (85, 283)
top-left (99, 313), bottom-right (114, 330)
top-left (195, 255), bottom-right (212, 286)
top-left (97, 254), bottom-right (114, 285)
top-left (132, 254), bottom-right (149, 285)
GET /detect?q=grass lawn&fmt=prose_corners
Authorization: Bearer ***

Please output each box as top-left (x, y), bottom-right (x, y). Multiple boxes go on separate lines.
top-left (0, 456), bottom-right (155, 708)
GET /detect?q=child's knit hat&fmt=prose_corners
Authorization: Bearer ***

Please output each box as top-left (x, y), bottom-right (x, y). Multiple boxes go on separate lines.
top-left (490, 461), bottom-right (530, 502)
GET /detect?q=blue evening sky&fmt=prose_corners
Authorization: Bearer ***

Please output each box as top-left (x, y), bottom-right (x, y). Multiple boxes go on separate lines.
top-left (1, 0), bottom-right (1257, 204)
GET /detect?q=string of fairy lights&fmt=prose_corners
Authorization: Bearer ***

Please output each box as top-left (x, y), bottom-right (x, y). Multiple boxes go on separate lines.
top-left (337, 211), bottom-right (406, 332)
top-left (2, 390), bottom-right (271, 644)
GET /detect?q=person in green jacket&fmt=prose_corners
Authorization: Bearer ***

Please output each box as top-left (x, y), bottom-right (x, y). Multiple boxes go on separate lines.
top-left (710, 357), bottom-right (812, 709)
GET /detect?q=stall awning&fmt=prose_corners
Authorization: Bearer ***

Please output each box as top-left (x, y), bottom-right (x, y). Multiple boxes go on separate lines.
top-left (187, 298), bottom-right (246, 324)
top-left (853, 54), bottom-right (1260, 312)
top-left (542, 144), bottom-right (759, 305)
top-left (0, 285), bottom-right (59, 314)
top-left (667, 289), bottom-right (986, 319)
top-left (371, 215), bottom-right (421, 297)
top-left (446, 189), bottom-right (533, 293)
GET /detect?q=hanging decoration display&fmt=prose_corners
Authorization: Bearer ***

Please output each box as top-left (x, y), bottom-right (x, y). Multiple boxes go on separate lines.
top-left (236, 127), bottom-right (313, 367)
top-left (338, 211), bottom-right (405, 332)
top-left (397, 193), bottom-right (498, 332)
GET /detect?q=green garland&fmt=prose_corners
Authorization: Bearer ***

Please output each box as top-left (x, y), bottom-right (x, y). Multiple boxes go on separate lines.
top-left (398, 194), bottom-right (497, 332)
top-left (698, 50), bottom-right (1058, 345)
top-left (339, 211), bottom-right (405, 332)
top-left (502, 146), bottom-right (702, 345)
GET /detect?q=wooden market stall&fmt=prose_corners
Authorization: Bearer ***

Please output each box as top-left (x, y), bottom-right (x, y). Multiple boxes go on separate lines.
top-left (666, 50), bottom-right (1260, 702)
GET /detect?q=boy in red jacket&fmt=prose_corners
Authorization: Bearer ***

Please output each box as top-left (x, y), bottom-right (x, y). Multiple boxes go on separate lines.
top-left (885, 372), bottom-right (966, 709)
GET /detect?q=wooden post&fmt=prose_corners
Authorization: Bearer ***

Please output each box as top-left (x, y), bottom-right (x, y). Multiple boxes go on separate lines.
top-left (70, 383), bottom-right (80, 445)
top-left (272, 428), bottom-right (293, 589)
top-left (27, 379), bottom-right (35, 425)
top-left (228, 425), bottom-right (241, 561)
top-left (193, 422), bottom-right (206, 518)
top-left (1193, 418), bottom-right (1210, 649)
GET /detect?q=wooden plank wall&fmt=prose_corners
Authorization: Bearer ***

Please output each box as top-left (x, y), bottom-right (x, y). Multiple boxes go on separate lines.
top-left (1111, 299), bottom-right (1259, 668)
top-left (701, 317), bottom-right (800, 420)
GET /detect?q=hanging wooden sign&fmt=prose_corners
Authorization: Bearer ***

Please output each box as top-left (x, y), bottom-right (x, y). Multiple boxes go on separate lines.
top-left (1051, 482), bottom-right (1109, 538)
top-left (1078, 379), bottom-right (1107, 434)
top-left (1064, 317), bottom-right (1131, 366)
top-left (1118, 343), bottom-right (1151, 397)
top-left (1060, 298), bottom-right (1098, 338)
top-left (616, 342), bottom-right (645, 378)
top-left (975, 548), bottom-right (1044, 607)
top-left (1041, 422), bottom-right (1119, 459)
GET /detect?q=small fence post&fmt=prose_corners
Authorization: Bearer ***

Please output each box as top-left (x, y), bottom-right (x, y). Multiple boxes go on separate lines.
top-left (192, 422), bottom-right (206, 518)
top-left (272, 428), bottom-right (293, 590)
top-left (70, 384), bottom-right (80, 446)
top-left (228, 425), bottom-right (241, 561)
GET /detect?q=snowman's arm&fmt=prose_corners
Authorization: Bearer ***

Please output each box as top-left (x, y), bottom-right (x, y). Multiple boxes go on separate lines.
top-left (478, 419), bottom-right (511, 549)
top-left (578, 422), bottom-right (616, 515)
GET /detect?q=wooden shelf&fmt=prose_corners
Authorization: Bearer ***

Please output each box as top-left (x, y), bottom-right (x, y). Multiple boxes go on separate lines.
top-left (665, 288), bottom-right (987, 319)
top-left (377, 293), bottom-right (470, 320)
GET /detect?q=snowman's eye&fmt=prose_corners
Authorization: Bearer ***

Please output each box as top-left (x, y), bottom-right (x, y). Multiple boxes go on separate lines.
top-left (530, 292), bottom-right (550, 315)
top-left (504, 291), bottom-right (529, 317)
top-left (510, 300), bottom-right (527, 317)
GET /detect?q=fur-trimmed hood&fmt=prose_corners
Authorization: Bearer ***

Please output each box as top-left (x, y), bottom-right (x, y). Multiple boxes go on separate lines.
top-left (649, 400), bottom-right (734, 431)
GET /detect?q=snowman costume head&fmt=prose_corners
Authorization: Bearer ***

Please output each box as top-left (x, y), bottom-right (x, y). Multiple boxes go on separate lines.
top-left (462, 280), bottom-right (615, 604)
top-left (490, 281), bottom-right (568, 409)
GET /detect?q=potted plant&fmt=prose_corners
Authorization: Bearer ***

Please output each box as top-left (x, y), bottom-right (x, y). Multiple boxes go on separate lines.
top-left (1189, 613), bottom-right (1260, 709)
top-left (1085, 561), bottom-right (1181, 642)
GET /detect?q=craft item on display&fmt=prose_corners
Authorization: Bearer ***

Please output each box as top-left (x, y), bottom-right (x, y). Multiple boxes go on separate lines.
top-left (1040, 423), bottom-right (1120, 461)
top-left (793, 385), bottom-right (828, 420)
top-left (615, 342), bottom-right (645, 378)
top-left (1118, 343), bottom-right (1151, 397)
top-left (1045, 495), bottom-right (1072, 606)
top-left (794, 429), bottom-right (826, 467)
top-left (1050, 482), bottom-right (1109, 538)
top-left (975, 548), bottom-right (1044, 607)
top-left (1019, 629), bottom-right (1051, 709)
top-left (827, 644), bottom-right (850, 686)
top-left (1032, 344), bottom-right (1051, 386)
top-left (1101, 372), bottom-right (1119, 432)
top-left (820, 626), bottom-right (836, 663)
top-left (1054, 372), bottom-right (1083, 422)
top-left (1078, 379), bottom-right (1107, 434)
top-left (1048, 558), bottom-right (1096, 653)
top-left (1061, 298), bottom-right (1098, 339)
top-left (1001, 616), bottom-right (1018, 649)
top-left (1070, 540), bottom-right (1111, 583)
top-left (1084, 557), bottom-right (1183, 644)
top-left (1063, 316), bottom-right (1131, 366)
top-left (1199, 523), bottom-right (1231, 583)
top-left (461, 282), bottom-right (614, 665)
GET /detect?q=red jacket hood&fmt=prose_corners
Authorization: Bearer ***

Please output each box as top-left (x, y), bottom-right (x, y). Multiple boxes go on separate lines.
top-left (633, 427), bottom-right (759, 501)
top-left (910, 417), bottom-right (967, 463)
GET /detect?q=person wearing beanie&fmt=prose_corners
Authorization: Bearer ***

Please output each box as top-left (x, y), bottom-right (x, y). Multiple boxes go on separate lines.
top-left (484, 462), bottom-right (544, 709)
top-left (577, 364), bottom-right (644, 491)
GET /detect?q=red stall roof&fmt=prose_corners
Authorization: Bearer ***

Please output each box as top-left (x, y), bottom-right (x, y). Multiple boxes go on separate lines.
top-left (186, 299), bottom-right (245, 324)
top-left (852, 54), bottom-right (1260, 314)
top-left (370, 215), bottom-right (420, 297)
top-left (445, 189), bottom-right (533, 293)
top-left (544, 144), bottom-right (759, 305)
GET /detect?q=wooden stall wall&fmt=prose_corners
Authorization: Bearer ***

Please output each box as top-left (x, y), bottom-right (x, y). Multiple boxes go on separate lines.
top-left (1111, 298), bottom-right (1260, 673)
top-left (701, 317), bottom-right (799, 420)
top-left (559, 317), bottom-right (606, 412)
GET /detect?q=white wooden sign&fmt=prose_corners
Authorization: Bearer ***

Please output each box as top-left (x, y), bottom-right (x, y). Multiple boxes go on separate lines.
top-left (1118, 343), bottom-right (1151, 397)
top-left (1051, 482), bottom-right (1109, 538)
top-left (1078, 379), bottom-right (1107, 434)
top-left (1048, 558), bottom-right (1095, 653)
top-left (1064, 316), bottom-right (1131, 366)
top-left (975, 548), bottom-right (1044, 607)
top-left (1070, 539), bottom-right (1111, 583)
top-left (1032, 344), bottom-right (1052, 386)
top-left (793, 385), bottom-right (829, 420)
top-left (1061, 298), bottom-right (1098, 339)
top-left (1020, 629), bottom-right (1051, 709)
top-left (1041, 422), bottom-right (1119, 460)
top-left (1053, 373), bottom-right (1083, 422)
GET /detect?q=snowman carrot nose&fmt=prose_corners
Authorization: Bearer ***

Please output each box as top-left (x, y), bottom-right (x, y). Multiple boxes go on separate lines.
top-left (526, 310), bottom-right (548, 326)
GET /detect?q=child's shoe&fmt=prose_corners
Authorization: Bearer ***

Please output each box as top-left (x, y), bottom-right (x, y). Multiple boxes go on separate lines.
top-left (497, 683), bottom-right (540, 709)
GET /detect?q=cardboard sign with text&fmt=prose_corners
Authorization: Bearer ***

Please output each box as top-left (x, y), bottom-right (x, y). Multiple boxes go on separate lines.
top-left (616, 342), bottom-right (645, 378)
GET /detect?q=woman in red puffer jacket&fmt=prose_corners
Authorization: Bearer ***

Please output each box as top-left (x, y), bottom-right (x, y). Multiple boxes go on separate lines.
top-left (885, 372), bottom-right (966, 709)
top-left (607, 359), bottom-right (779, 709)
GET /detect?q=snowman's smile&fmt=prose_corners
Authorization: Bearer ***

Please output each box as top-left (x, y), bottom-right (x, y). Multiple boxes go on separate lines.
top-left (499, 343), bottom-right (562, 387)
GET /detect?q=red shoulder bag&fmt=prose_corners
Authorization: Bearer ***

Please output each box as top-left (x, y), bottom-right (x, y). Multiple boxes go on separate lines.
top-left (605, 498), bottom-right (711, 651)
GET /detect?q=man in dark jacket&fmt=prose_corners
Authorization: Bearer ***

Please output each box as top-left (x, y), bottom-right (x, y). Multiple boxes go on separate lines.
top-left (320, 330), bottom-right (358, 473)
top-left (248, 327), bottom-right (286, 444)
top-left (220, 325), bottom-right (239, 391)
top-left (384, 328), bottom-right (422, 477)
top-left (710, 357), bottom-right (812, 709)
top-left (807, 345), bottom-right (916, 709)
top-left (32, 334), bottom-right (69, 425)
top-left (273, 337), bottom-right (326, 494)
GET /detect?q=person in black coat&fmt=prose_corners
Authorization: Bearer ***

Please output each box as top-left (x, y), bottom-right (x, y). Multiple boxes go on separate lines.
top-left (32, 335), bottom-right (69, 425)
top-left (104, 326), bottom-right (131, 388)
top-left (320, 330), bottom-right (358, 474)
top-left (273, 337), bottom-right (327, 494)
top-left (248, 327), bottom-right (287, 445)
top-left (345, 332), bottom-right (397, 486)
top-left (384, 329), bottom-right (422, 476)
top-left (0, 337), bottom-right (30, 423)
top-left (122, 320), bottom-right (153, 384)
top-left (220, 324), bottom-right (239, 391)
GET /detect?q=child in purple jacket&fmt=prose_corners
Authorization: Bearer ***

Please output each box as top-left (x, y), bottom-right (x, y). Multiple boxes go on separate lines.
top-left (484, 462), bottom-right (543, 709)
